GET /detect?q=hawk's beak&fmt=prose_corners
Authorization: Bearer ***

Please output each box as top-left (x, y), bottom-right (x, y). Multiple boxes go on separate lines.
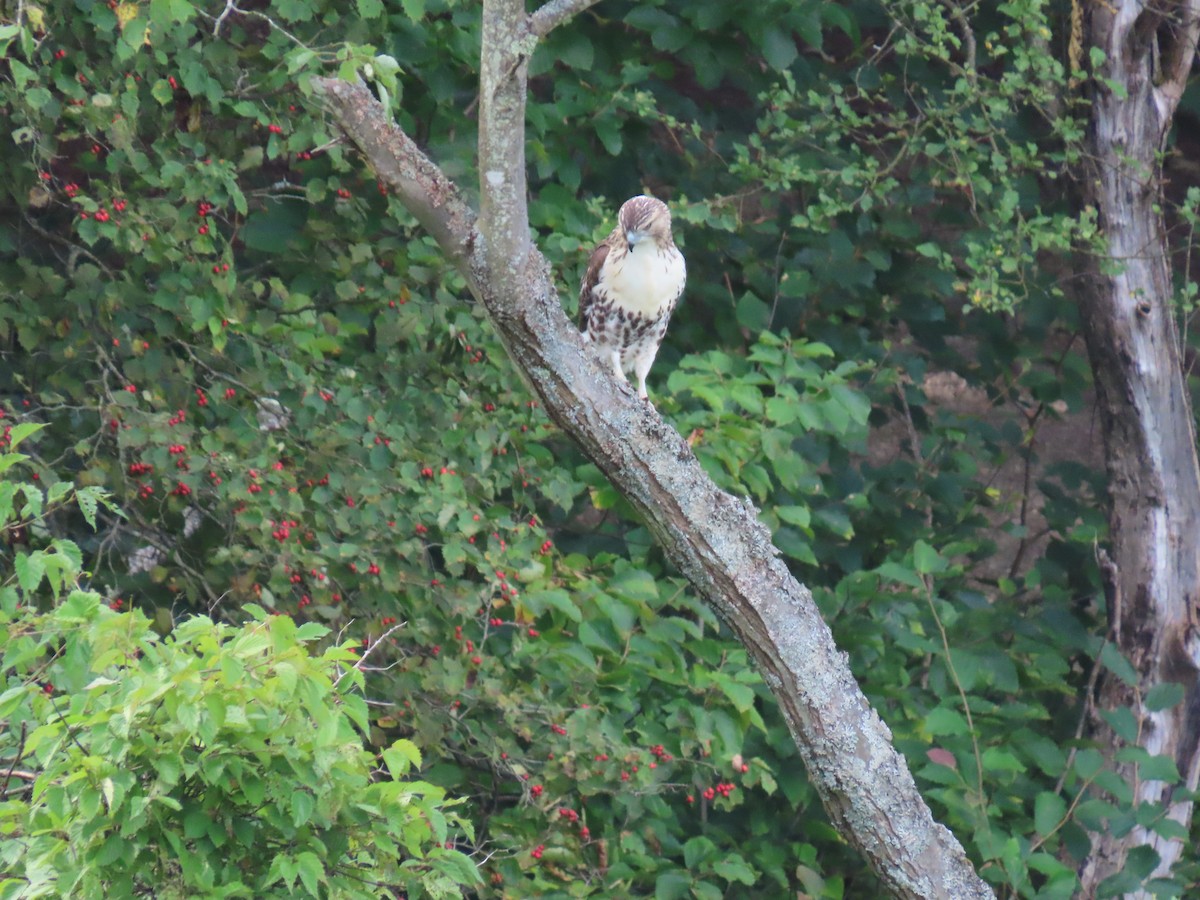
top-left (625, 229), bottom-right (645, 253)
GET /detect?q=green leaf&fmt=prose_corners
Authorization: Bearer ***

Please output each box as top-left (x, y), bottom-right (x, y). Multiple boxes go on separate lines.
top-left (912, 540), bottom-right (944, 575)
top-left (558, 32), bottom-right (593, 70)
top-left (241, 198), bottom-right (307, 253)
top-left (1034, 791), bottom-right (1066, 836)
top-left (924, 707), bottom-right (969, 736)
top-left (1144, 682), bottom-right (1185, 712)
top-left (981, 747), bottom-right (1025, 774)
top-left (594, 117), bottom-right (623, 156)
top-left (683, 835), bottom-right (717, 869)
top-left (0, 484), bottom-right (12, 527)
top-left (775, 505), bottom-right (811, 528)
top-left (75, 486), bottom-right (106, 529)
top-left (523, 588), bottom-right (582, 623)
top-left (729, 382), bottom-right (763, 415)
top-left (655, 870), bottom-right (692, 900)
top-left (295, 851), bottom-right (323, 895)
top-left (760, 27), bottom-right (797, 71)
top-left (875, 560), bottom-right (924, 589)
top-left (1074, 747), bottom-right (1104, 780)
top-left (1099, 643), bottom-right (1138, 687)
top-left (295, 621), bottom-right (330, 641)
top-left (1138, 753), bottom-right (1181, 783)
top-left (1100, 706), bottom-right (1138, 743)
top-left (1124, 844), bottom-right (1161, 879)
top-left (382, 739), bottom-right (423, 778)
top-left (735, 292), bottom-right (769, 331)
top-left (291, 789), bottom-right (315, 827)
top-left (713, 856), bottom-right (757, 884)
top-left (7, 422), bottom-right (44, 449)
top-left (714, 675), bottom-right (756, 714)
top-left (8, 58), bottom-right (35, 91)
top-left (14, 552), bottom-right (46, 593)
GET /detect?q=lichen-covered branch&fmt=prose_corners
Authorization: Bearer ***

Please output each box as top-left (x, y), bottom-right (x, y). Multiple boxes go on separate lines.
top-left (314, 77), bottom-right (479, 274)
top-left (314, 9), bottom-right (994, 897)
top-left (477, 0), bottom-right (533, 307)
top-left (529, 0), bottom-right (602, 37)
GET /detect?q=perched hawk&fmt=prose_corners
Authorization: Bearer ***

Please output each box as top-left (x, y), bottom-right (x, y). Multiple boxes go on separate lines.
top-left (579, 195), bottom-right (686, 400)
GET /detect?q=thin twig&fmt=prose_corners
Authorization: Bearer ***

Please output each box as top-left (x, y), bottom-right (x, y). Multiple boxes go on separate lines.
top-left (1, 723), bottom-right (27, 797)
top-left (335, 621), bottom-right (406, 687)
top-left (211, 0), bottom-right (236, 36)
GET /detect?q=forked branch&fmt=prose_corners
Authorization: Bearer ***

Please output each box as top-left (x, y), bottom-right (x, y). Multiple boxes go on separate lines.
top-left (314, 3), bottom-right (993, 896)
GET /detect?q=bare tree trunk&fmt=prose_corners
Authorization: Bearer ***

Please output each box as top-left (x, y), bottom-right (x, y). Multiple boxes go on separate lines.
top-left (1078, 1), bottom-right (1200, 894)
top-left (314, 3), bottom-right (993, 897)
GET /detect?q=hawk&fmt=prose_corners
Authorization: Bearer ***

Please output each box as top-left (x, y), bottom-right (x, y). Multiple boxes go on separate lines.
top-left (579, 195), bottom-right (686, 400)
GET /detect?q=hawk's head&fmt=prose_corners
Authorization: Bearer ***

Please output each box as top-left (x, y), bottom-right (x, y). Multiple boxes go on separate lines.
top-left (618, 195), bottom-right (673, 253)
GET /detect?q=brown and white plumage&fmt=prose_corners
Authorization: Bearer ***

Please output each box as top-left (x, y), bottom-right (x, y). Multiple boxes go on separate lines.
top-left (579, 195), bottom-right (686, 400)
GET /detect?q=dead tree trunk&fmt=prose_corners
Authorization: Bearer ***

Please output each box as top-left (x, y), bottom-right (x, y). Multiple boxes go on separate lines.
top-left (1078, 1), bottom-right (1200, 894)
top-left (314, 1), bottom-right (993, 896)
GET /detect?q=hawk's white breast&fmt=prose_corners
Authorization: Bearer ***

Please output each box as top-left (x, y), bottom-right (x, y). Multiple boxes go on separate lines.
top-left (603, 241), bottom-right (686, 319)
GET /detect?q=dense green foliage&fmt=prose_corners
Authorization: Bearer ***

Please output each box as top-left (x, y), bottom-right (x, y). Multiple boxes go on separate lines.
top-left (0, 433), bottom-right (477, 898)
top-left (3, 0), bottom-right (1199, 897)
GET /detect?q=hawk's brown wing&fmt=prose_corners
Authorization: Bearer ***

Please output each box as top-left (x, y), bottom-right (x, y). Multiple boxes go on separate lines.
top-left (578, 238), bottom-right (612, 330)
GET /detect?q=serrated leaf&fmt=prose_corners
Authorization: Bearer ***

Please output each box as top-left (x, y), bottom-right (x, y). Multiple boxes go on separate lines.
top-left (75, 487), bottom-right (105, 529)
top-left (296, 851), bottom-right (323, 895)
top-left (291, 789), bottom-right (315, 827)
top-left (15, 552), bottom-right (46, 593)
top-left (729, 382), bottom-right (763, 415)
top-left (382, 739), bottom-right (422, 779)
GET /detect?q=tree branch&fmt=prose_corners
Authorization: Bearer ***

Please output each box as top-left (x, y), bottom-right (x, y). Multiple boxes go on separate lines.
top-left (529, 0), bottom-right (602, 37)
top-left (315, 77), bottom-right (479, 275)
top-left (314, 17), bottom-right (993, 900)
top-left (478, 0), bottom-right (534, 306)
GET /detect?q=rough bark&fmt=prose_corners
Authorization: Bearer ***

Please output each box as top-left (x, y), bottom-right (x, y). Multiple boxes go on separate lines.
top-left (1078, 1), bottom-right (1200, 894)
top-left (313, 5), bottom-right (994, 897)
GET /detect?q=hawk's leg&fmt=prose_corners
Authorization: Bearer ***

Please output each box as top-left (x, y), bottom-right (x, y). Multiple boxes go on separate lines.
top-left (632, 345), bottom-right (659, 401)
top-left (609, 349), bottom-right (628, 386)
